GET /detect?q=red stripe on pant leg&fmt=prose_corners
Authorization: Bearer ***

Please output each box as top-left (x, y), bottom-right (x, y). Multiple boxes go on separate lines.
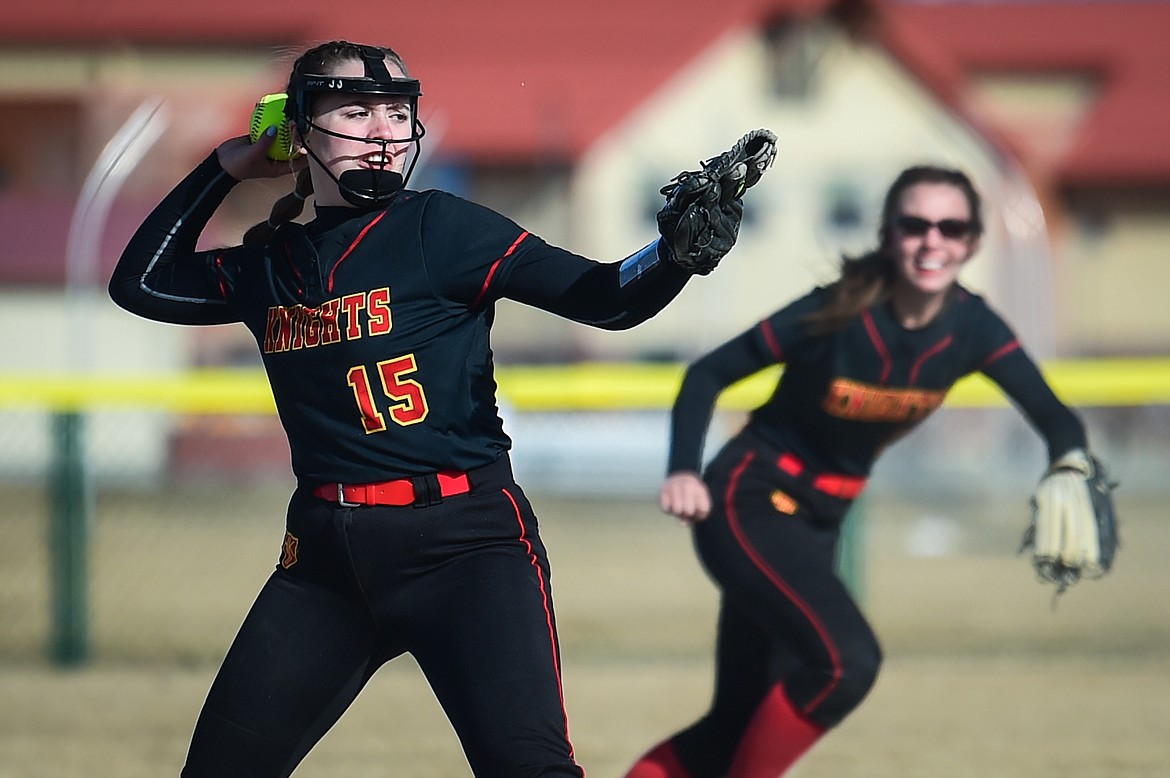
top-left (502, 487), bottom-right (580, 771)
top-left (622, 738), bottom-right (693, 778)
top-left (723, 451), bottom-right (843, 715)
top-left (725, 683), bottom-right (826, 778)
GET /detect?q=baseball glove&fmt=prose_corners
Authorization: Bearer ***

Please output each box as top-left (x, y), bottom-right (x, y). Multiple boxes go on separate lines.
top-left (657, 128), bottom-right (778, 275)
top-left (1020, 448), bottom-right (1119, 595)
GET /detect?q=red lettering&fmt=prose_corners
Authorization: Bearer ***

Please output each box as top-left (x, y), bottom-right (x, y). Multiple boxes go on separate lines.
top-left (340, 293), bottom-right (366, 340)
top-left (368, 288), bottom-right (392, 336)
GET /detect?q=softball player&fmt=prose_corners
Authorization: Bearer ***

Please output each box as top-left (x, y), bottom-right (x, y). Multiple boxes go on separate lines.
top-left (623, 166), bottom-right (1104, 777)
top-left (109, 40), bottom-right (739, 778)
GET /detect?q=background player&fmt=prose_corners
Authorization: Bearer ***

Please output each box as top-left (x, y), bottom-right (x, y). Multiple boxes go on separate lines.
top-left (109, 40), bottom-right (751, 777)
top-left (622, 165), bottom-right (1112, 777)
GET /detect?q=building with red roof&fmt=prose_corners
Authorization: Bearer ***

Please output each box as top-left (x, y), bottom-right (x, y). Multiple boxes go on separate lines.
top-left (1, 0), bottom-right (1167, 358)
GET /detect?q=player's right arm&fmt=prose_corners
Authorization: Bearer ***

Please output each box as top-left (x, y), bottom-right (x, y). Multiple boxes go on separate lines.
top-left (109, 141), bottom-right (272, 325)
top-left (668, 329), bottom-right (770, 476)
top-left (662, 292), bottom-right (823, 521)
top-left (658, 334), bottom-right (764, 523)
top-left (667, 290), bottom-right (824, 476)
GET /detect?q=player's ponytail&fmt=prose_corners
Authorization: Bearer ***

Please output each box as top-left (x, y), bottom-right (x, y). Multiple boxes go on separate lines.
top-left (242, 167), bottom-right (313, 245)
top-left (804, 250), bottom-right (894, 336)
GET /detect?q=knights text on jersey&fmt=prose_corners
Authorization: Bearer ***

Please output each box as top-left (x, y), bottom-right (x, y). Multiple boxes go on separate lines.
top-left (213, 192), bottom-right (539, 483)
top-left (747, 286), bottom-right (1019, 476)
top-left (111, 154), bottom-right (694, 485)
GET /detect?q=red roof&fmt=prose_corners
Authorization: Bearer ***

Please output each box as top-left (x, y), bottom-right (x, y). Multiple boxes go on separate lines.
top-left (7, 1), bottom-right (1165, 183)
top-left (2, 1), bottom-right (1166, 286)
top-left (885, 2), bottom-right (1170, 189)
top-left (3, 0), bottom-right (790, 162)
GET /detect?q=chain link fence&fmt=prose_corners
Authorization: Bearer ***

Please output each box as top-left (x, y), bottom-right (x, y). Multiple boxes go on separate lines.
top-left (3, 380), bottom-right (1169, 666)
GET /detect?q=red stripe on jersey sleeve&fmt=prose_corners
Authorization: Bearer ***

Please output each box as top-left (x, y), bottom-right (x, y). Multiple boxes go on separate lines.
top-left (213, 253), bottom-right (229, 300)
top-left (472, 231), bottom-right (529, 310)
top-left (758, 319), bottom-right (785, 361)
top-left (981, 339), bottom-right (1020, 369)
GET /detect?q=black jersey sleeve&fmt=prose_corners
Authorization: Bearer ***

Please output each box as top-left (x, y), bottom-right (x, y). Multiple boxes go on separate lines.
top-left (750, 287), bottom-right (830, 361)
top-left (418, 192), bottom-right (691, 330)
top-left (667, 323), bottom-right (785, 475)
top-left (959, 294), bottom-right (1085, 458)
top-left (981, 345), bottom-right (1087, 461)
top-left (500, 239), bottom-right (692, 330)
top-left (966, 297), bottom-right (1087, 461)
top-left (667, 291), bottom-right (828, 474)
top-left (108, 153), bottom-right (241, 325)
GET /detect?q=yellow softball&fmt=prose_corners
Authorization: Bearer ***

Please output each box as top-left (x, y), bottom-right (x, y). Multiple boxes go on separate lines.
top-left (248, 93), bottom-right (297, 161)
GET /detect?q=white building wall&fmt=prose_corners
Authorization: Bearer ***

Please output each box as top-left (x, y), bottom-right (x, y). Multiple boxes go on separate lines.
top-left (567, 27), bottom-right (1050, 360)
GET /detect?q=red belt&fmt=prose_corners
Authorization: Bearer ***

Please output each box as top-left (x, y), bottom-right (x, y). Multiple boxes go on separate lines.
top-left (776, 453), bottom-right (866, 500)
top-left (313, 470), bottom-right (471, 507)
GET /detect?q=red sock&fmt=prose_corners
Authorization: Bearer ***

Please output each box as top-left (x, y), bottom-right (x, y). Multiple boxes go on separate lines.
top-left (725, 684), bottom-right (826, 778)
top-left (623, 739), bottom-right (692, 778)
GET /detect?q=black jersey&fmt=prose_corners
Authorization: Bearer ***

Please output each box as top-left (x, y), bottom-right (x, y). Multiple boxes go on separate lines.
top-left (112, 154), bottom-right (691, 485)
top-left (669, 285), bottom-right (1085, 478)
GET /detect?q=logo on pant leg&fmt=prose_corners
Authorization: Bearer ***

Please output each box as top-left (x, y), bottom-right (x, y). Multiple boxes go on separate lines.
top-left (281, 531), bottom-right (299, 569)
top-left (770, 489), bottom-right (797, 515)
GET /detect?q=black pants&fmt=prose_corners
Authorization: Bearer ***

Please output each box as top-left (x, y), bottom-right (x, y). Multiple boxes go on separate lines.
top-left (182, 457), bottom-right (582, 778)
top-left (672, 435), bottom-right (882, 777)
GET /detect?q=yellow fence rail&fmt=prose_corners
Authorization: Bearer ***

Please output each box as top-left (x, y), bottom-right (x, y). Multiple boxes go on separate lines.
top-left (3, 357), bottom-right (1170, 413)
top-left (6, 357), bottom-right (1167, 666)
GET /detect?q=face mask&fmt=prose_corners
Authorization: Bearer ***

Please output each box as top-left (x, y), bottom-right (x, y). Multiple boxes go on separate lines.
top-left (288, 45), bottom-right (426, 208)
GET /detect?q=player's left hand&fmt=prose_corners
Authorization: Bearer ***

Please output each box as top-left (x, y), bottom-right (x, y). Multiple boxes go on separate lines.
top-left (657, 128), bottom-right (776, 275)
top-left (1020, 448), bottom-right (1120, 595)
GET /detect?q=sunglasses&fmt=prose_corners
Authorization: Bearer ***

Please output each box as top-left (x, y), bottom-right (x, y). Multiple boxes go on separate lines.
top-left (894, 215), bottom-right (973, 239)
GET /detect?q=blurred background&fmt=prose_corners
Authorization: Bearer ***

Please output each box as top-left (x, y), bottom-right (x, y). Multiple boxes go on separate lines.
top-left (1, 1), bottom-right (1169, 775)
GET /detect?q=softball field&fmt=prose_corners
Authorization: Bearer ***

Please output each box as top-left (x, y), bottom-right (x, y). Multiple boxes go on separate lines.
top-left (2, 486), bottom-right (1168, 777)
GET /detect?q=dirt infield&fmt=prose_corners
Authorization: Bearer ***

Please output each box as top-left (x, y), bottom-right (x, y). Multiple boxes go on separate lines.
top-left (6, 654), bottom-right (1168, 777)
top-left (2, 488), bottom-right (1168, 776)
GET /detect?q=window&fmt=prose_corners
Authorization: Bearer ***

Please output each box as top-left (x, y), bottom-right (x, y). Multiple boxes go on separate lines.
top-left (763, 19), bottom-right (834, 101)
